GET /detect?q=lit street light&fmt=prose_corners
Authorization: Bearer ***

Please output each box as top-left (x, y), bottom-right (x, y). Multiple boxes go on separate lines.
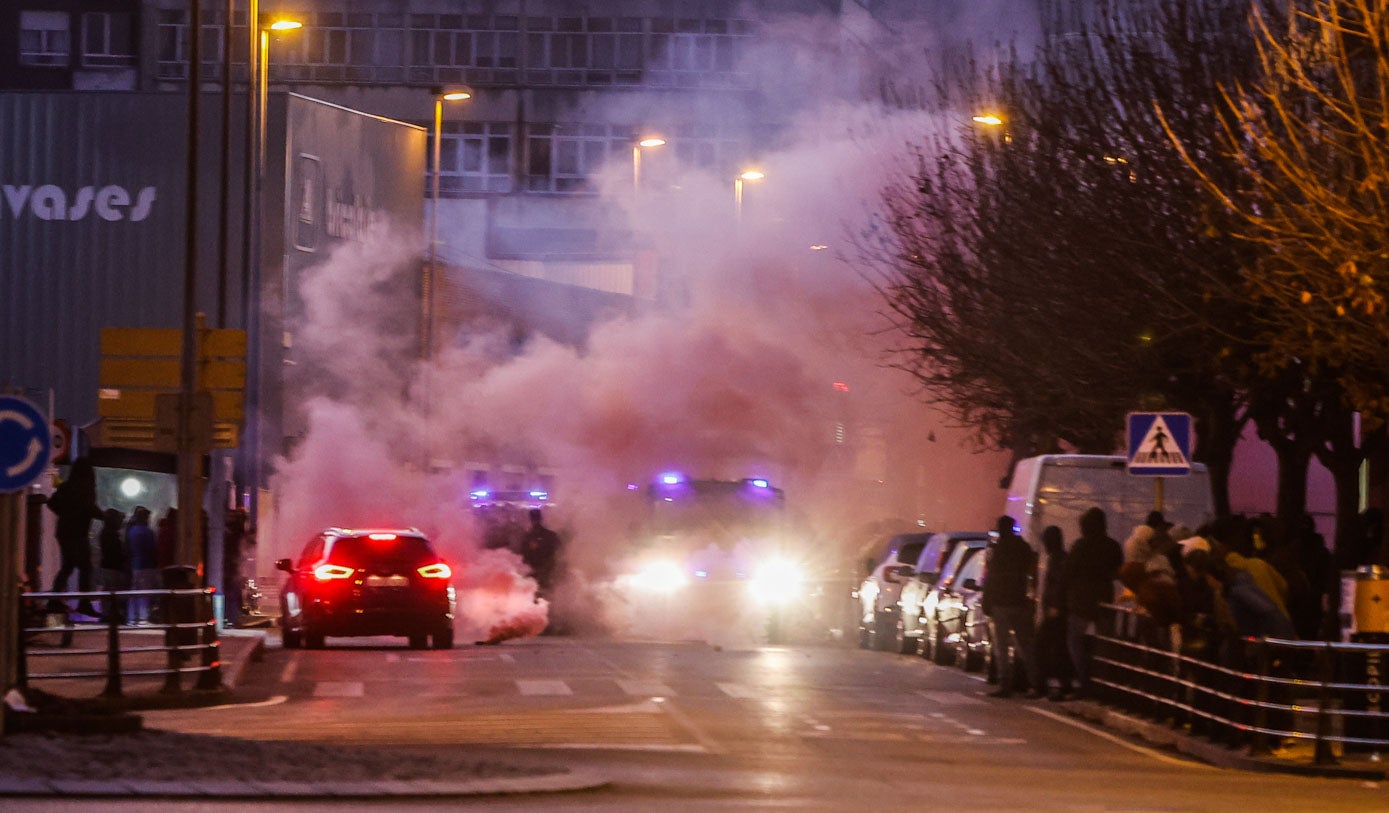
top-left (972, 114), bottom-right (1004, 126)
top-left (239, 13), bottom-right (301, 553)
top-left (426, 87), bottom-right (473, 361)
top-left (734, 169), bottom-right (765, 222)
top-left (633, 135), bottom-right (666, 192)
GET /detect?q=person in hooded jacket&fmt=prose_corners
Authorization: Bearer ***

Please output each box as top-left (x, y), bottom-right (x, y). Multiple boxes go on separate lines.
top-left (1063, 507), bottom-right (1123, 695)
top-left (45, 457), bottom-right (104, 617)
top-left (1036, 525), bottom-right (1074, 699)
top-left (982, 516), bottom-right (1041, 698)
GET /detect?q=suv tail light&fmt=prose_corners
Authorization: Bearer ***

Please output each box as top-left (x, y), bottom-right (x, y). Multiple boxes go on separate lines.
top-left (314, 564), bottom-right (356, 581)
top-left (417, 563), bottom-right (452, 579)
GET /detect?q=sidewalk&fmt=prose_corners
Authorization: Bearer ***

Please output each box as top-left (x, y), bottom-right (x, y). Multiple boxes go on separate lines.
top-left (1, 627), bottom-right (602, 798)
top-left (1064, 699), bottom-right (1388, 781)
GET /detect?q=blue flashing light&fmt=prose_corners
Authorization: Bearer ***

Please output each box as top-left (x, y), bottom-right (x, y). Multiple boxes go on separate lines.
top-left (627, 483), bottom-right (639, 491)
top-left (659, 471), bottom-right (683, 485)
top-left (529, 490), bottom-right (549, 500)
top-left (751, 478), bottom-right (769, 489)
top-left (469, 489), bottom-right (490, 500)
top-left (695, 570), bottom-right (709, 579)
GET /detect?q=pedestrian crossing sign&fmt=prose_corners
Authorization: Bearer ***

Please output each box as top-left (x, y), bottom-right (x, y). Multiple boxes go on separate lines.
top-left (1126, 412), bottom-right (1193, 476)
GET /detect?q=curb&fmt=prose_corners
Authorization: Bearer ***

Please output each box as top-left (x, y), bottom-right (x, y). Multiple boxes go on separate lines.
top-left (1065, 701), bottom-right (1388, 781)
top-left (218, 629), bottom-right (268, 690)
top-left (0, 768), bottom-right (611, 798)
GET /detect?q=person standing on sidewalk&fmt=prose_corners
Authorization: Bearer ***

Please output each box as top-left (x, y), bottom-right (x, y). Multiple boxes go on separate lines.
top-left (45, 457), bottom-right (104, 618)
top-left (983, 515), bottom-right (1041, 698)
top-left (1036, 525), bottom-right (1074, 699)
top-left (98, 508), bottom-right (130, 623)
top-left (1064, 507), bottom-right (1123, 696)
top-left (126, 507), bottom-right (158, 624)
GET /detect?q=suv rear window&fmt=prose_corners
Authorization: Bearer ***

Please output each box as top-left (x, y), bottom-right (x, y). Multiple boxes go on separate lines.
top-left (326, 535), bottom-right (436, 568)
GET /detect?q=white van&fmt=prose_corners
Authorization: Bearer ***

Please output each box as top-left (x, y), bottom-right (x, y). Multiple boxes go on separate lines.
top-left (1003, 455), bottom-right (1215, 550)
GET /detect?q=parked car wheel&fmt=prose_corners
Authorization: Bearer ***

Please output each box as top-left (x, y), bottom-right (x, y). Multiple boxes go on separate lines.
top-left (432, 627), bottom-right (454, 650)
top-left (282, 626), bottom-right (301, 649)
top-left (894, 618), bottom-right (915, 655)
top-left (932, 621), bottom-right (954, 665)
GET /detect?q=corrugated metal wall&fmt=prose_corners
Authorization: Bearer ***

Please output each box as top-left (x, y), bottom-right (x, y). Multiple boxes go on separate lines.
top-left (1, 91), bottom-right (250, 424)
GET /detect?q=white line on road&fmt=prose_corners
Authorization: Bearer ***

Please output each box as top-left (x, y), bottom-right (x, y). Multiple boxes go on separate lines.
top-left (717, 682), bottom-right (759, 699)
top-left (1025, 706), bottom-right (1215, 769)
top-left (313, 681), bottom-right (365, 698)
top-left (499, 653), bottom-right (515, 663)
top-left (279, 652), bottom-right (300, 683)
top-left (517, 679), bottom-right (572, 696)
top-left (617, 680), bottom-right (674, 697)
top-left (385, 653), bottom-right (400, 663)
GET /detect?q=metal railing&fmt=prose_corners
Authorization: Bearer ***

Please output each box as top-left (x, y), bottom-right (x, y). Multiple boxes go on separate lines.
top-left (1091, 603), bottom-right (1389, 764)
top-left (20, 589), bottom-right (222, 698)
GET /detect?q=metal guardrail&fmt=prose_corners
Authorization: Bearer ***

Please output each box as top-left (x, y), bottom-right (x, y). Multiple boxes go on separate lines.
top-left (20, 589), bottom-right (222, 698)
top-left (1091, 603), bottom-right (1389, 764)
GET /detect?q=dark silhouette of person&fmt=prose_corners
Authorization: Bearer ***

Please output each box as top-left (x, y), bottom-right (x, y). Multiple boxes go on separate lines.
top-left (98, 507), bottom-right (129, 622)
top-left (222, 509), bottom-right (249, 626)
top-left (982, 515), bottom-right (1041, 698)
top-left (519, 508), bottom-right (560, 596)
top-left (1063, 507), bottom-right (1124, 695)
top-left (45, 457), bottom-right (104, 617)
top-left (1036, 525), bottom-right (1073, 699)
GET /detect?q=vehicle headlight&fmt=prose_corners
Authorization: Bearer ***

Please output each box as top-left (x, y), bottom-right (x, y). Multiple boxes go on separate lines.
top-left (627, 559), bottom-right (689, 594)
top-left (747, 556), bottom-right (805, 606)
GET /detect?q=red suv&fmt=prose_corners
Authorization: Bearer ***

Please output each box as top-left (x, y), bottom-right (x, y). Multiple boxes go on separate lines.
top-left (276, 528), bottom-right (456, 649)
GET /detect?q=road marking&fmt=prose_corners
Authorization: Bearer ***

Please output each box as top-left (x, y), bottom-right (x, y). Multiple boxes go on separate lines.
top-left (385, 653), bottom-right (400, 663)
top-left (518, 679), bottom-right (572, 696)
top-left (499, 653), bottom-right (516, 663)
top-left (279, 652), bottom-right (299, 683)
top-left (917, 690), bottom-right (984, 705)
top-left (1025, 706), bottom-right (1213, 769)
top-left (657, 699), bottom-right (726, 755)
top-left (198, 695), bottom-right (289, 711)
top-left (717, 682), bottom-right (759, 699)
top-left (617, 679), bottom-right (674, 697)
top-left (313, 681), bottom-right (365, 698)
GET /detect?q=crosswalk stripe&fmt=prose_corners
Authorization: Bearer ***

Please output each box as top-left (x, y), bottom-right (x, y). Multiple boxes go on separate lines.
top-left (916, 690), bottom-right (984, 705)
top-left (517, 679), bottom-right (572, 696)
top-left (716, 682), bottom-right (759, 699)
top-left (616, 680), bottom-right (674, 697)
top-left (313, 681), bottom-right (364, 698)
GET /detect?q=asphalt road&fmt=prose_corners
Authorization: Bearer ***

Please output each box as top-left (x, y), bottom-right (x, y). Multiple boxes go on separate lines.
top-left (12, 635), bottom-right (1388, 811)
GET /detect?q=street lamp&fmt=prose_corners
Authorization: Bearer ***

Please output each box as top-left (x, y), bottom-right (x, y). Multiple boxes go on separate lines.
top-left (426, 87), bottom-right (472, 361)
top-left (238, 13), bottom-right (300, 558)
top-left (972, 114), bottom-right (1004, 126)
top-left (734, 169), bottom-right (765, 222)
top-left (632, 136), bottom-right (666, 192)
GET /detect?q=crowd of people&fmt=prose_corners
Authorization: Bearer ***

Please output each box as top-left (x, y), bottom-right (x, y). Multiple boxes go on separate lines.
top-left (44, 457), bottom-right (185, 624)
top-left (982, 505), bottom-right (1377, 702)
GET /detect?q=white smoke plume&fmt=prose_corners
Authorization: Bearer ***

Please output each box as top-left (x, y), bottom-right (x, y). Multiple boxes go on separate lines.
top-left (268, 6), bottom-right (1024, 646)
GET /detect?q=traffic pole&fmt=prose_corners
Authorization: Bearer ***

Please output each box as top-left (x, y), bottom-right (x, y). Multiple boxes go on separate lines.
top-left (0, 491), bottom-right (22, 737)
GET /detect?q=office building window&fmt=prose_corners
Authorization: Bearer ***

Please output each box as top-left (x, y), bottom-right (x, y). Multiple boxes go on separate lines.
top-left (19, 10), bottom-right (71, 66)
top-left (526, 124), bottom-right (631, 194)
top-left (436, 123), bottom-right (514, 194)
top-left (81, 12), bottom-right (136, 67)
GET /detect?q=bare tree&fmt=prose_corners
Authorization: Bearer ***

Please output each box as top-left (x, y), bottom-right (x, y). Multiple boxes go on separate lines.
top-left (868, 0), bottom-right (1268, 511)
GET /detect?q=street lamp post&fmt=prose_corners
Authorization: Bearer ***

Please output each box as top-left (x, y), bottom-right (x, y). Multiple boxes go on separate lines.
top-left (734, 169), bottom-right (765, 222)
top-left (238, 15), bottom-right (299, 543)
top-left (632, 136), bottom-right (666, 193)
top-left (426, 88), bottom-right (472, 362)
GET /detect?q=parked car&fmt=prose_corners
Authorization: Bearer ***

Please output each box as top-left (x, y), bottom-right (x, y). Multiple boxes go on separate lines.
top-left (895, 531), bottom-right (992, 655)
top-left (917, 537), bottom-right (989, 664)
top-left (941, 548), bottom-right (990, 671)
top-left (277, 528), bottom-right (456, 650)
top-left (856, 532), bottom-right (931, 650)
